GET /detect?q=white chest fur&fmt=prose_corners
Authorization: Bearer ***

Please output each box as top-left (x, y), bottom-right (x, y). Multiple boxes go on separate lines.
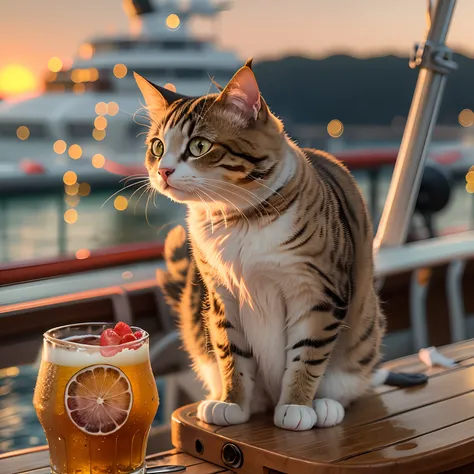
top-left (188, 209), bottom-right (295, 398)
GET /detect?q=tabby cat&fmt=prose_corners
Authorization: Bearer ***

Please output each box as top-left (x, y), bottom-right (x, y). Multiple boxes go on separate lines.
top-left (135, 61), bottom-right (418, 431)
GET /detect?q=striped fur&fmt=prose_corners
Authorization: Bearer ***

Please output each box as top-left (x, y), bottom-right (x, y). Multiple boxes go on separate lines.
top-left (137, 63), bottom-right (388, 430)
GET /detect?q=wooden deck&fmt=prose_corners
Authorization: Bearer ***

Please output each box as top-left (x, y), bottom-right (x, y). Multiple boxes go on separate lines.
top-left (3, 340), bottom-right (474, 473)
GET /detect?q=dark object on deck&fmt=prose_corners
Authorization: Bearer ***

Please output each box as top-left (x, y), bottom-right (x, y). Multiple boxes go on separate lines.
top-left (408, 163), bottom-right (452, 242)
top-left (385, 371), bottom-right (429, 387)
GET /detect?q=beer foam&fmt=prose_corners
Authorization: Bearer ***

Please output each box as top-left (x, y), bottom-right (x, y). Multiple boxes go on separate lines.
top-left (43, 342), bottom-right (149, 367)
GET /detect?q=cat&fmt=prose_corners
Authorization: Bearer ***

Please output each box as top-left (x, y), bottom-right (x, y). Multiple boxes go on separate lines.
top-left (135, 60), bottom-right (424, 431)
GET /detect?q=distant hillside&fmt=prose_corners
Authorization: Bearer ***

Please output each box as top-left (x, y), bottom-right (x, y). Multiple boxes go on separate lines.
top-left (252, 54), bottom-right (474, 126)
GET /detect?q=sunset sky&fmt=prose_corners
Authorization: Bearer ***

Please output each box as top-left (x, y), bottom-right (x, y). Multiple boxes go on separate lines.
top-left (1, 0), bottom-right (473, 97)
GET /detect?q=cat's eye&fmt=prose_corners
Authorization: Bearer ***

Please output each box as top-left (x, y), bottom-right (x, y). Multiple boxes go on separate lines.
top-left (188, 137), bottom-right (212, 157)
top-left (150, 138), bottom-right (164, 158)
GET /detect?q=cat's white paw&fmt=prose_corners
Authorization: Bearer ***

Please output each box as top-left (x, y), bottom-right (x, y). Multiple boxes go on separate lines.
top-left (273, 404), bottom-right (317, 431)
top-left (312, 398), bottom-right (345, 427)
top-left (197, 400), bottom-right (249, 426)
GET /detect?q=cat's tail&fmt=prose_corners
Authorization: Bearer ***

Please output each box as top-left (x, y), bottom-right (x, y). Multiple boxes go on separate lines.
top-left (371, 368), bottom-right (428, 388)
top-left (156, 225), bottom-right (190, 317)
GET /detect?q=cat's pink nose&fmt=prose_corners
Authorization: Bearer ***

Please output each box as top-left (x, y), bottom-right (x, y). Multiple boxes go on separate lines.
top-left (157, 167), bottom-right (175, 183)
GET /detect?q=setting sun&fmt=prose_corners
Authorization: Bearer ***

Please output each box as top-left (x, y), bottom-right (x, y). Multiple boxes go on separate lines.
top-left (0, 64), bottom-right (37, 98)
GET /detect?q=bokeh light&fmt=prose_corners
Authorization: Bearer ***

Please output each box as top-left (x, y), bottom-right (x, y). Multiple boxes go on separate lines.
top-left (113, 64), bottom-right (128, 79)
top-left (65, 183), bottom-right (79, 196)
top-left (72, 83), bottom-right (85, 94)
top-left (94, 116), bottom-right (107, 130)
top-left (79, 43), bottom-right (95, 60)
top-left (327, 119), bottom-right (344, 138)
top-left (166, 14), bottom-right (181, 30)
top-left (78, 182), bottom-right (91, 197)
top-left (53, 139), bottom-right (67, 154)
top-left (114, 196), bottom-right (128, 211)
top-left (164, 83), bottom-right (176, 92)
top-left (122, 271), bottom-right (133, 279)
top-left (63, 171), bottom-right (78, 186)
top-left (48, 57), bottom-right (63, 72)
top-left (68, 144), bottom-right (82, 159)
top-left (65, 195), bottom-right (80, 207)
top-left (92, 153), bottom-right (106, 168)
top-left (92, 129), bottom-right (106, 141)
top-left (0, 65), bottom-right (37, 97)
top-left (76, 248), bottom-right (91, 259)
top-left (95, 102), bottom-right (108, 115)
top-left (459, 109), bottom-right (474, 127)
top-left (64, 209), bottom-right (78, 224)
top-left (16, 126), bottom-right (30, 140)
top-left (107, 101), bottom-right (119, 116)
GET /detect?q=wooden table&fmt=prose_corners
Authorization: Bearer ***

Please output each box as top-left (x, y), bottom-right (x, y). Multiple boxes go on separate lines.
top-left (3, 339), bottom-right (474, 473)
top-left (172, 339), bottom-right (474, 474)
top-left (0, 447), bottom-right (232, 474)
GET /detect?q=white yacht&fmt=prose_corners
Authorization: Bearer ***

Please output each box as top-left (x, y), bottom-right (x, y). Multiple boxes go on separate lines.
top-left (0, 0), bottom-right (241, 182)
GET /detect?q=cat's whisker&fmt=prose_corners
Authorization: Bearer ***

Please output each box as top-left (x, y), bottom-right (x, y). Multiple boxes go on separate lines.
top-left (202, 186), bottom-right (251, 228)
top-left (200, 177), bottom-right (281, 219)
top-left (194, 190), bottom-right (215, 233)
top-left (194, 78), bottom-right (215, 128)
top-left (129, 182), bottom-right (151, 203)
top-left (145, 188), bottom-right (153, 227)
top-left (133, 185), bottom-right (151, 213)
top-left (100, 180), bottom-right (148, 209)
top-left (201, 181), bottom-right (269, 224)
top-left (196, 187), bottom-right (227, 230)
top-left (119, 174), bottom-right (148, 183)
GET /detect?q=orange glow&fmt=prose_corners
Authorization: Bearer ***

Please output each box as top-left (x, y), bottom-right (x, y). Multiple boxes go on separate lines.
top-left (92, 153), bottom-right (105, 168)
top-left (48, 57), bottom-right (63, 72)
top-left (68, 144), bottom-right (82, 159)
top-left (94, 116), bottom-right (107, 130)
top-left (64, 209), bottom-right (78, 224)
top-left (459, 109), bottom-right (474, 127)
top-left (76, 248), bottom-right (91, 259)
top-left (92, 129), bottom-right (106, 141)
top-left (65, 195), bottom-right (80, 207)
top-left (466, 182), bottom-right (474, 194)
top-left (113, 64), bottom-right (128, 79)
top-left (16, 126), bottom-right (30, 140)
top-left (327, 119), bottom-right (344, 138)
top-left (78, 182), bottom-right (91, 197)
top-left (79, 43), bottom-right (95, 60)
top-left (95, 102), bottom-right (108, 115)
top-left (73, 83), bottom-right (85, 94)
top-left (114, 196), bottom-right (128, 211)
top-left (65, 183), bottom-right (79, 196)
top-left (0, 65), bottom-right (37, 97)
top-left (166, 14), bottom-right (181, 30)
top-left (164, 83), bottom-right (176, 92)
top-left (63, 171), bottom-right (78, 186)
top-left (53, 139), bottom-right (67, 154)
top-left (108, 102), bottom-right (119, 116)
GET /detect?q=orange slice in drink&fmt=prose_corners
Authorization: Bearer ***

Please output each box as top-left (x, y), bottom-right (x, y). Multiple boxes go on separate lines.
top-left (65, 365), bottom-right (133, 435)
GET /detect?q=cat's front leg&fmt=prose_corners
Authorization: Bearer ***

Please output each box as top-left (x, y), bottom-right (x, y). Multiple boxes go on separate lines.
top-left (197, 285), bottom-right (256, 426)
top-left (274, 298), bottom-right (344, 431)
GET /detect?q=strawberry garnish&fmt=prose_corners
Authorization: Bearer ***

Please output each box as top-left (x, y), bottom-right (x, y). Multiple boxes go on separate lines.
top-left (120, 333), bottom-right (137, 344)
top-left (100, 329), bottom-right (121, 357)
top-left (100, 329), bottom-right (121, 346)
top-left (134, 330), bottom-right (143, 340)
top-left (114, 322), bottom-right (133, 337)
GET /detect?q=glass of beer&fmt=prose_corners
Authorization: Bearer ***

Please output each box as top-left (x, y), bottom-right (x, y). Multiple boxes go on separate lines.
top-left (33, 322), bottom-right (159, 474)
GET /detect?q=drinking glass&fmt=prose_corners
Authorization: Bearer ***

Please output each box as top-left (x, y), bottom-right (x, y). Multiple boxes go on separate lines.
top-left (33, 323), bottom-right (159, 474)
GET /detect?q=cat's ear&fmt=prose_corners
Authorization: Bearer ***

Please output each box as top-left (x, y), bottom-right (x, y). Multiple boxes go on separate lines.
top-left (218, 61), bottom-right (261, 121)
top-left (134, 72), bottom-right (190, 114)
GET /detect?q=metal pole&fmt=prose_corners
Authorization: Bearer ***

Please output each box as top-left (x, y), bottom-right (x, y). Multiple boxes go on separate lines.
top-left (374, 0), bottom-right (458, 250)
